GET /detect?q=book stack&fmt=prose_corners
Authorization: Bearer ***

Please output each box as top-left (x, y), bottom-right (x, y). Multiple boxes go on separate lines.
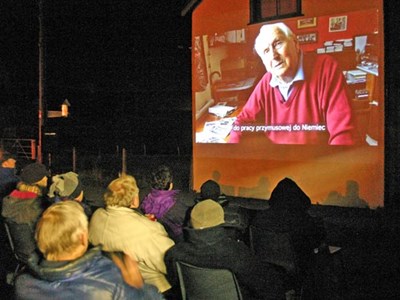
top-left (317, 38), bottom-right (353, 54)
top-left (347, 69), bottom-right (367, 84)
top-left (355, 88), bottom-right (369, 99)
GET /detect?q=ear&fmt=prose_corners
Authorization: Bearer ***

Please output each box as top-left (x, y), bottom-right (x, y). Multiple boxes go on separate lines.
top-left (75, 191), bottom-right (84, 202)
top-left (80, 230), bottom-right (89, 246)
top-left (130, 195), bottom-right (140, 208)
top-left (293, 36), bottom-right (300, 53)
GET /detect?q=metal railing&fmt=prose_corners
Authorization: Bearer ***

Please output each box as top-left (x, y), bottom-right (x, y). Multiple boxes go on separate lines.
top-left (1, 138), bottom-right (36, 161)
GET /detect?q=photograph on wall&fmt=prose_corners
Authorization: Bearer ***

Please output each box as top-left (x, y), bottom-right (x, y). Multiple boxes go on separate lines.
top-left (329, 15), bottom-right (348, 32)
top-left (297, 17), bottom-right (317, 29)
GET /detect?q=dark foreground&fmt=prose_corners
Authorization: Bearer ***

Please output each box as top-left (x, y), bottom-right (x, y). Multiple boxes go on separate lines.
top-left (1, 155), bottom-right (399, 299)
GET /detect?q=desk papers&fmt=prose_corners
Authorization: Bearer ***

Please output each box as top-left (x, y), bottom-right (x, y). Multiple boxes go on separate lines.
top-left (208, 102), bottom-right (237, 118)
top-left (196, 117), bottom-right (236, 143)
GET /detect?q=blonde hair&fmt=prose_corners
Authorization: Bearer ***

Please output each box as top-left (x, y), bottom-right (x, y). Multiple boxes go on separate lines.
top-left (103, 174), bottom-right (139, 207)
top-left (36, 200), bottom-right (88, 259)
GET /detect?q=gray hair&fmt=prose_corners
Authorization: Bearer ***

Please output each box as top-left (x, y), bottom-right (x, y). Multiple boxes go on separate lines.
top-left (254, 22), bottom-right (295, 57)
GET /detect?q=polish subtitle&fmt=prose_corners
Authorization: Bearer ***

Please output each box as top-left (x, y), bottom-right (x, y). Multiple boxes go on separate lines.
top-left (232, 124), bottom-right (326, 132)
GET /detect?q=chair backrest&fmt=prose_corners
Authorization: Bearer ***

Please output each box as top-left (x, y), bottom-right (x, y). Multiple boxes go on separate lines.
top-left (249, 225), bottom-right (299, 275)
top-left (176, 261), bottom-right (243, 300)
top-left (4, 221), bottom-right (18, 261)
top-left (3, 220), bottom-right (36, 265)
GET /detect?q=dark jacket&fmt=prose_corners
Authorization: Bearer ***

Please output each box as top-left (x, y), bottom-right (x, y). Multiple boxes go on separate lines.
top-left (15, 247), bottom-right (164, 300)
top-left (2, 188), bottom-right (45, 263)
top-left (0, 167), bottom-right (19, 199)
top-left (164, 226), bottom-right (286, 300)
top-left (252, 178), bottom-right (326, 275)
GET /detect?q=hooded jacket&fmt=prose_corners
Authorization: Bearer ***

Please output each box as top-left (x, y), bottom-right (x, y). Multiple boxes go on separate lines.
top-left (252, 178), bottom-right (326, 274)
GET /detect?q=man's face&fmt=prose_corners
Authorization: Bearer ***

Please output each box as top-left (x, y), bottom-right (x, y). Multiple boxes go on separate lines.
top-left (1, 158), bottom-right (16, 168)
top-left (258, 27), bottom-right (300, 83)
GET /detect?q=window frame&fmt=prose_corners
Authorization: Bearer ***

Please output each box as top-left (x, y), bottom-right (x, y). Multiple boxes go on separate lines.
top-left (250, 0), bottom-right (303, 24)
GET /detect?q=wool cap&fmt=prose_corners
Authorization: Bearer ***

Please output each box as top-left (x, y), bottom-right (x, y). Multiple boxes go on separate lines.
top-left (20, 162), bottom-right (49, 185)
top-left (191, 199), bottom-right (225, 229)
top-left (48, 172), bottom-right (83, 200)
top-left (200, 180), bottom-right (221, 201)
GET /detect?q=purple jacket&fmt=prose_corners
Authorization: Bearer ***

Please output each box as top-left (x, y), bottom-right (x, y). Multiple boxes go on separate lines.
top-left (141, 189), bottom-right (189, 241)
top-left (141, 189), bottom-right (178, 219)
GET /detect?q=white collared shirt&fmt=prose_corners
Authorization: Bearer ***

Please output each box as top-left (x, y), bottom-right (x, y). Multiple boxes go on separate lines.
top-left (269, 52), bottom-right (305, 101)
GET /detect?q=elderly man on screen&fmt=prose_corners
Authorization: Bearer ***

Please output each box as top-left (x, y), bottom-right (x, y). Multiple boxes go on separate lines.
top-left (228, 22), bottom-right (355, 145)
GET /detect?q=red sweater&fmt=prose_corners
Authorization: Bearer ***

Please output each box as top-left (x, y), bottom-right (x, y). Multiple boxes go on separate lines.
top-left (229, 53), bottom-right (355, 145)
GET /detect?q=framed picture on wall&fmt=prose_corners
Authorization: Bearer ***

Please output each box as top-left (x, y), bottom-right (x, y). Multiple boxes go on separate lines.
top-left (297, 17), bottom-right (317, 29)
top-left (329, 15), bottom-right (347, 32)
top-left (297, 32), bottom-right (318, 44)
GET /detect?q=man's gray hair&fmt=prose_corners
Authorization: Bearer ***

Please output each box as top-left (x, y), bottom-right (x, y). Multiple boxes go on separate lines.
top-left (254, 22), bottom-right (295, 57)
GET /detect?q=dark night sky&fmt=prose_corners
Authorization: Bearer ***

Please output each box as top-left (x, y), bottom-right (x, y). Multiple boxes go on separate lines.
top-left (0, 0), bottom-right (193, 154)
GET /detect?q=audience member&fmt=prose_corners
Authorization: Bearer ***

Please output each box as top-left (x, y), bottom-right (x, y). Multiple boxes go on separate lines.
top-left (89, 174), bottom-right (175, 295)
top-left (0, 151), bottom-right (20, 291)
top-left (197, 179), bottom-right (228, 206)
top-left (164, 199), bottom-right (287, 300)
top-left (1, 162), bottom-right (49, 263)
top-left (141, 165), bottom-right (193, 242)
top-left (0, 151), bottom-right (19, 199)
top-left (47, 171), bottom-right (92, 217)
top-left (251, 178), bottom-right (327, 297)
top-left (15, 200), bottom-right (163, 300)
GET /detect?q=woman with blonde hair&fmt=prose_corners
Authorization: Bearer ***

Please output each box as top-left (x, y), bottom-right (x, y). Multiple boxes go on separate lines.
top-left (89, 174), bottom-right (175, 295)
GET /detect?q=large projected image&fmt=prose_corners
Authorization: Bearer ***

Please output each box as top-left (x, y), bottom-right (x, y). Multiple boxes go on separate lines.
top-left (192, 6), bottom-right (384, 209)
top-left (195, 11), bottom-right (382, 146)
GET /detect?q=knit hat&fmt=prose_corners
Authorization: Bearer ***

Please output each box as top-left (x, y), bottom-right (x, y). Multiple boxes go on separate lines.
top-left (191, 199), bottom-right (225, 229)
top-left (20, 162), bottom-right (49, 184)
top-left (200, 180), bottom-right (221, 201)
top-left (48, 172), bottom-right (83, 200)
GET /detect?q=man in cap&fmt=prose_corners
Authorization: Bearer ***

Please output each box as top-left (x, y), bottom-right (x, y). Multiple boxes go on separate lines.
top-left (47, 171), bottom-right (92, 217)
top-left (164, 200), bottom-right (287, 299)
top-left (2, 162), bottom-right (49, 263)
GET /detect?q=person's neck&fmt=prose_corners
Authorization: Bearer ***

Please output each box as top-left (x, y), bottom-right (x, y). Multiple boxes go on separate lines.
top-left (278, 74), bottom-right (295, 84)
top-left (46, 247), bottom-right (86, 262)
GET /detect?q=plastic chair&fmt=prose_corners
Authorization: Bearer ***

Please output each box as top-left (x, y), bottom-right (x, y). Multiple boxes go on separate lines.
top-left (176, 261), bottom-right (243, 300)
